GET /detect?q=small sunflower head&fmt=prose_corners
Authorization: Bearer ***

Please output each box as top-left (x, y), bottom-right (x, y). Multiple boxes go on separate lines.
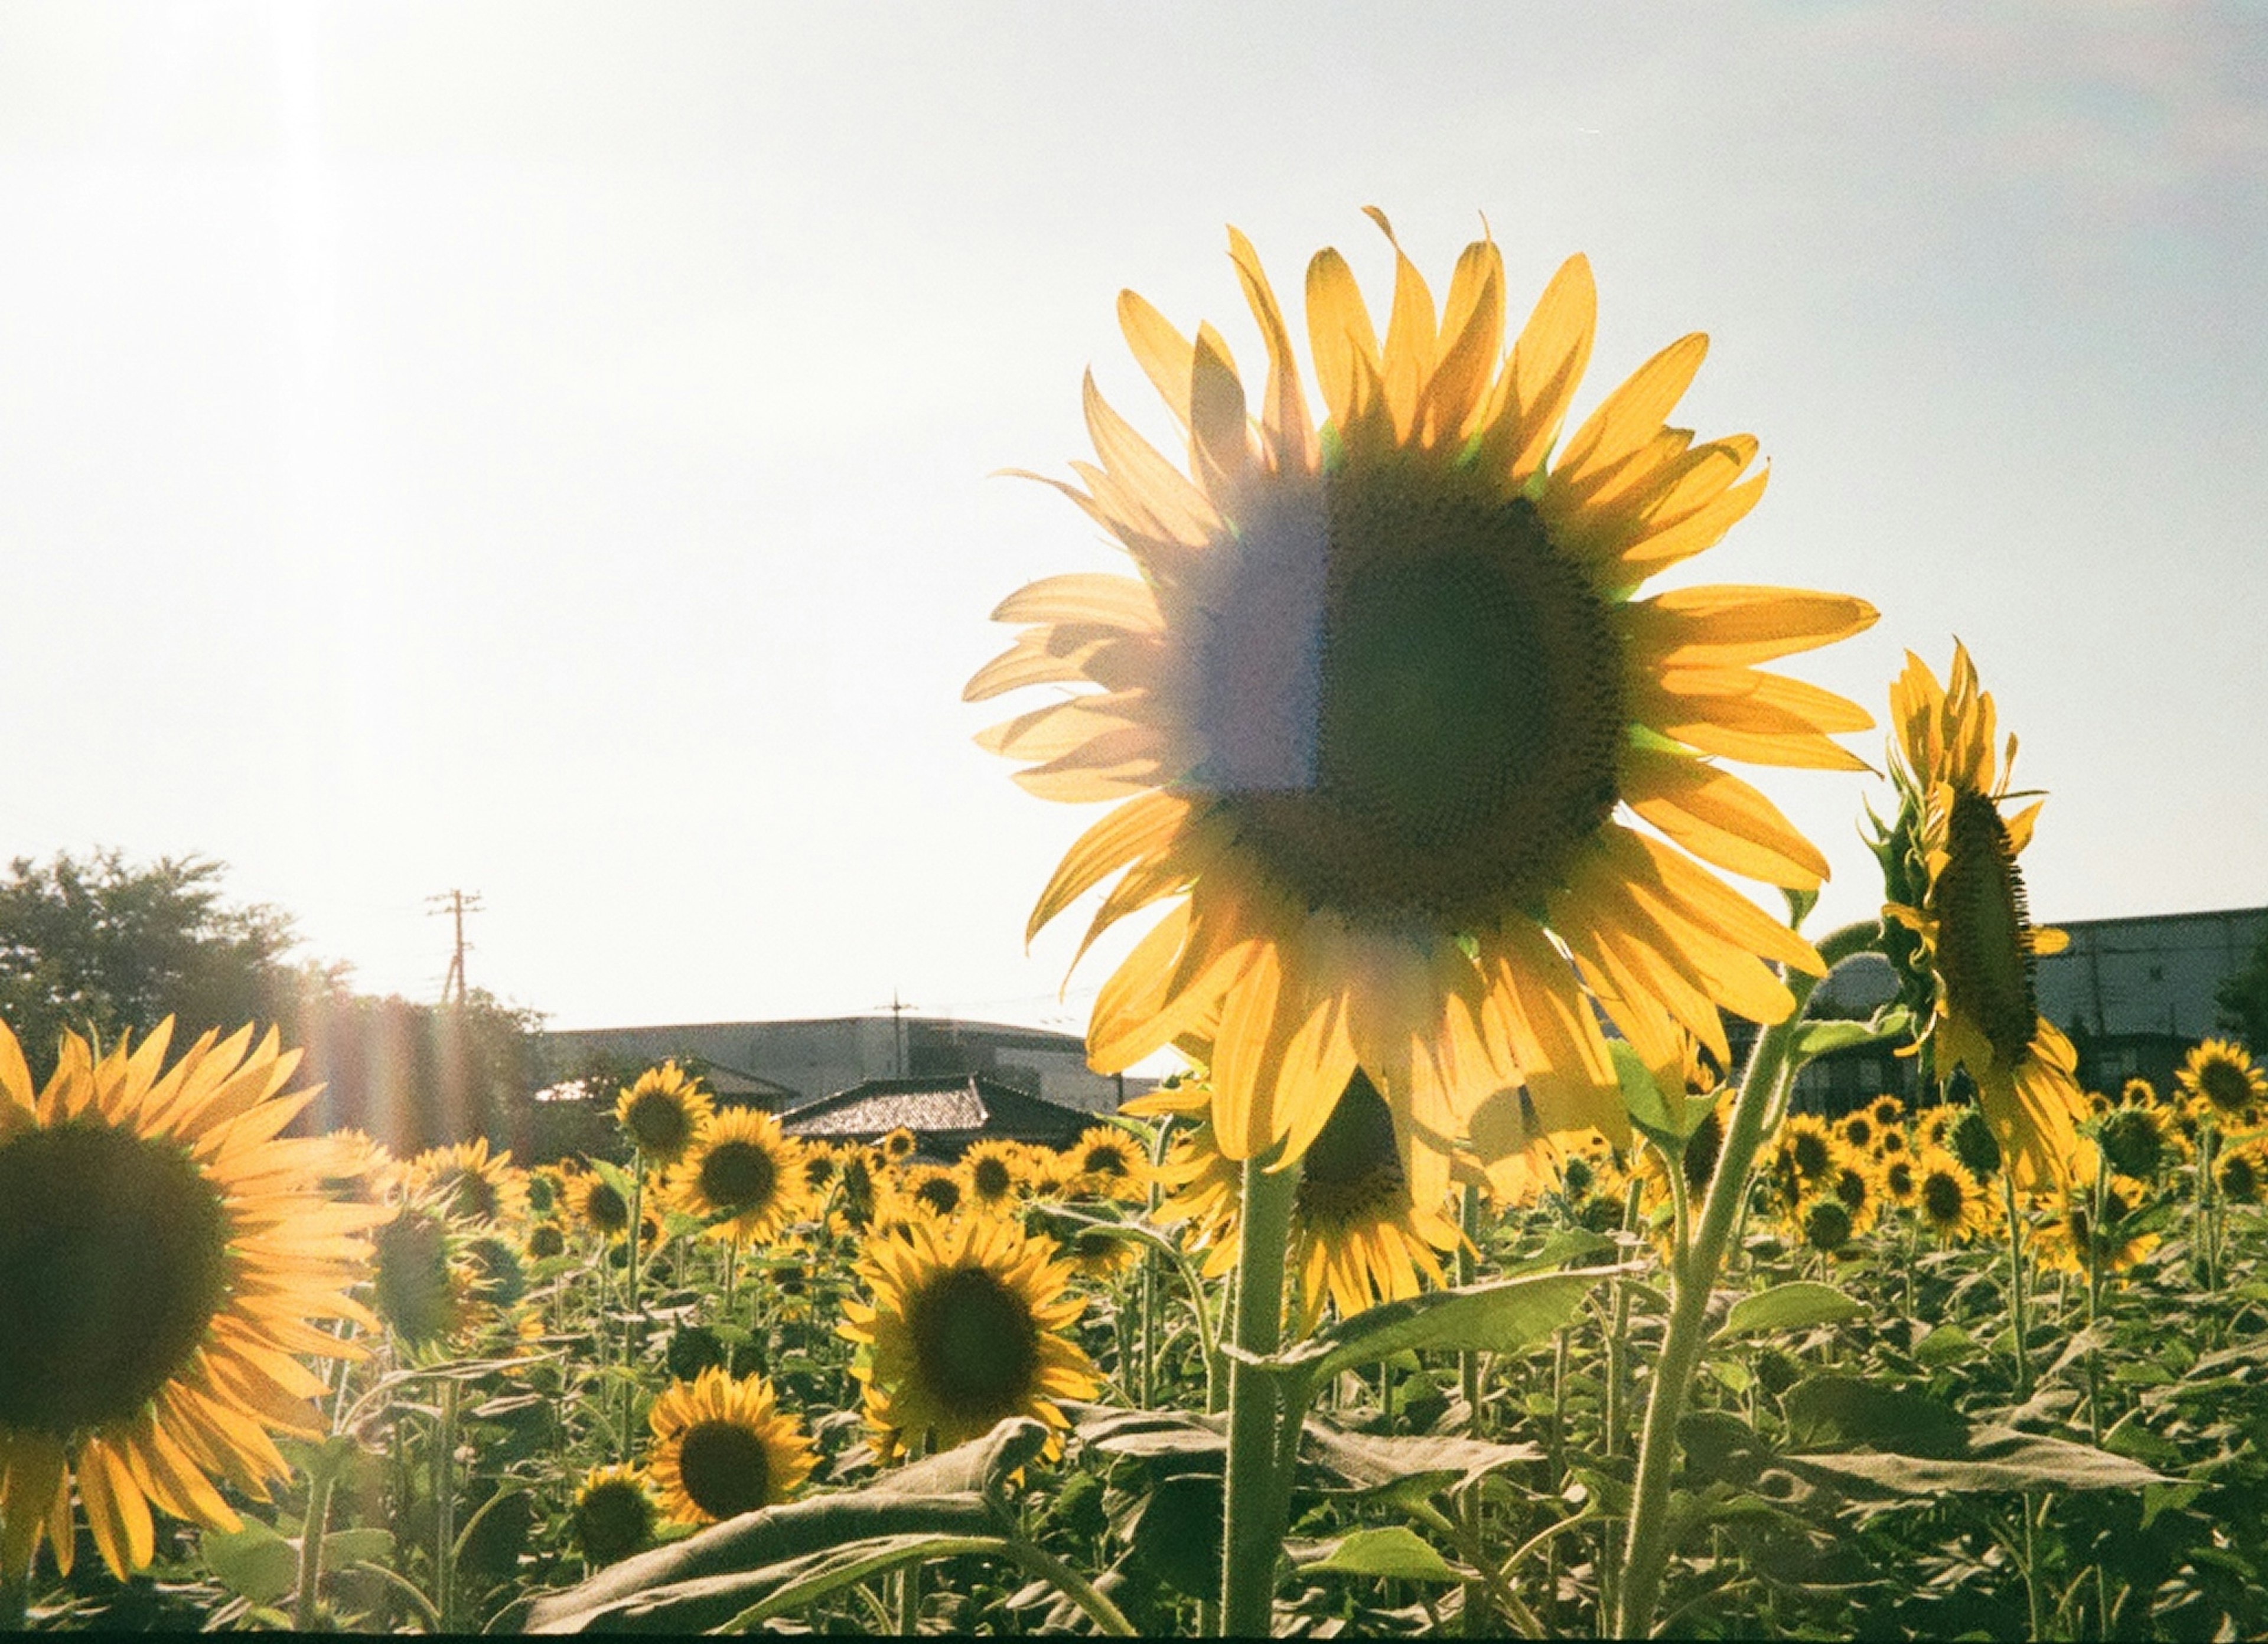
top-left (573, 1169), bottom-right (634, 1239)
top-left (2120, 1077), bottom-right (2159, 1108)
top-left (647, 1368), bottom-right (817, 1525)
top-left (905, 1164), bottom-right (965, 1221)
top-left (2217, 1143), bottom-right (2266, 1206)
top-left (1881, 1154), bottom-right (1919, 1206)
top-left (672, 1109), bottom-right (804, 1242)
top-left (879, 1127), bottom-right (918, 1166)
top-left (1073, 1126), bottom-right (1147, 1202)
top-left (2097, 1104), bottom-right (2172, 1180)
top-left (1947, 1105), bottom-right (2002, 1181)
top-left (1868, 1094), bottom-right (1907, 1130)
top-left (526, 1221), bottom-right (567, 1260)
top-left (2179, 1039), bottom-right (2267, 1127)
top-left (372, 1197), bottom-right (479, 1349)
top-left (615, 1062), bottom-right (716, 1164)
top-left (1840, 1112), bottom-right (1876, 1153)
top-left (1913, 1149), bottom-right (1990, 1244)
top-left (1796, 1195), bottom-right (1855, 1255)
top-left (572, 1465), bottom-right (657, 1566)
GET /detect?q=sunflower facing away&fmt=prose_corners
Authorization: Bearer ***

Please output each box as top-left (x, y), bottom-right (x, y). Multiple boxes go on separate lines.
top-left (1875, 642), bottom-right (2087, 1188)
top-left (571, 1463), bottom-right (656, 1565)
top-left (667, 1107), bottom-right (807, 1244)
top-left (972, 211), bottom-right (1877, 1181)
top-left (839, 1214), bottom-right (1100, 1460)
top-left (0, 1019), bottom-right (382, 1581)
top-left (615, 1062), bottom-right (716, 1165)
top-left (646, 1367), bottom-right (817, 1525)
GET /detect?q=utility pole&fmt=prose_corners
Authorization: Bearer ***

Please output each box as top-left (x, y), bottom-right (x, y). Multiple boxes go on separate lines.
top-left (875, 987), bottom-right (916, 1078)
top-left (428, 889), bottom-right (484, 1008)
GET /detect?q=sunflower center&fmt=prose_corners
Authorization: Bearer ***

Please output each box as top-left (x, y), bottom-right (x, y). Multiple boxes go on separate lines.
top-left (583, 1180), bottom-right (630, 1234)
top-left (625, 1091), bottom-right (693, 1156)
top-left (0, 1123), bottom-right (234, 1436)
top-left (1217, 485), bottom-right (1622, 921)
top-left (1295, 1071), bottom-right (1407, 1227)
top-left (970, 1155), bottom-right (1015, 1200)
top-left (676, 1419), bottom-right (774, 1521)
top-left (1790, 1130), bottom-right (1832, 1181)
top-left (700, 1140), bottom-right (778, 1215)
top-left (2198, 1059), bottom-right (2255, 1116)
top-left (915, 1175), bottom-right (963, 1216)
top-left (1884, 1159), bottom-right (1915, 1199)
top-left (1935, 790), bottom-right (2040, 1065)
top-left (1920, 1169), bottom-right (1966, 1227)
top-left (906, 1266), bottom-right (1040, 1422)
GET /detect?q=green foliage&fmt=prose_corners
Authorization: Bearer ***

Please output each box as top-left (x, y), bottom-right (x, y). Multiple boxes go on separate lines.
top-left (2217, 923), bottom-right (2268, 1051)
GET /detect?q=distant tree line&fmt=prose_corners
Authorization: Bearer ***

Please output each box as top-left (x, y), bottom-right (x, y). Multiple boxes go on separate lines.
top-left (0, 849), bottom-right (543, 1156)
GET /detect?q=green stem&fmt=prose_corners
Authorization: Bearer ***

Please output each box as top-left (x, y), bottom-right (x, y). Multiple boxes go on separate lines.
top-left (2002, 1169), bottom-right (2032, 1402)
top-left (434, 1378), bottom-right (460, 1634)
top-left (1612, 917), bottom-right (1879, 1639)
top-left (1457, 1183), bottom-right (1483, 1430)
top-left (1219, 1147), bottom-right (1299, 1638)
top-left (294, 1465), bottom-right (337, 1632)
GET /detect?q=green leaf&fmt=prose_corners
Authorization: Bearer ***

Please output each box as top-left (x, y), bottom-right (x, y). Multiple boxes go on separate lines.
top-left (1787, 1019), bottom-right (1886, 1064)
top-left (1781, 1427), bottom-right (2168, 1499)
top-left (1718, 1282), bottom-right (1862, 1341)
top-left (1499, 1227), bottom-right (1619, 1276)
top-left (1779, 1375), bottom-right (1968, 1457)
top-left (1912, 1324), bottom-right (1979, 1366)
top-left (317, 1526), bottom-right (393, 1570)
top-left (200, 1519), bottom-right (298, 1606)
top-left (1269, 1265), bottom-right (1624, 1388)
top-left (1295, 1525), bottom-right (1465, 1583)
top-left (1611, 1042), bottom-right (1716, 1152)
top-left (1299, 1426), bottom-right (1546, 1502)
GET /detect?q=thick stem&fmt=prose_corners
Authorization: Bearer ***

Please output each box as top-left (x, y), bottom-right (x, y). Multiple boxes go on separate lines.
top-left (1219, 1148), bottom-right (1299, 1638)
top-left (434, 1379), bottom-right (460, 1634)
top-left (2002, 1170), bottom-right (2032, 1401)
top-left (1458, 1183), bottom-right (1483, 1430)
top-left (1612, 918), bottom-right (1878, 1639)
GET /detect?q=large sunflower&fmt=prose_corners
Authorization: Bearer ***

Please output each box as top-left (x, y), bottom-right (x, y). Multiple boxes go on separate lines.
top-left (0, 1019), bottom-right (381, 1581)
top-left (838, 1215), bottom-right (1099, 1460)
top-left (1876, 642), bottom-right (2087, 1187)
top-left (973, 213), bottom-right (1876, 1177)
top-left (667, 1108), bottom-right (806, 1244)
top-left (615, 1062), bottom-right (715, 1165)
top-left (645, 1368), bottom-right (817, 1525)
top-left (2176, 1038), bottom-right (2266, 1128)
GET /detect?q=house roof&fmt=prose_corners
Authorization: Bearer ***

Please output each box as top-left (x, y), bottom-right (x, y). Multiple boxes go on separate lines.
top-left (779, 1075), bottom-right (1094, 1149)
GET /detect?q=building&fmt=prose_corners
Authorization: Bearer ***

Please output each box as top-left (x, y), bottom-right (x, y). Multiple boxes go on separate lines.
top-left (1788, 903), bottom-right (2266, 1110)
top-left (536, 1013), bottom-right (1145, 1115)
top-left (776, 1074), bottom-right (1096, 1160)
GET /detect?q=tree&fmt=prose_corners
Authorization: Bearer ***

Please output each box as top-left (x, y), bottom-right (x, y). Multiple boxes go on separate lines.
top-left (2218, 924), bottom-right (2268, 1053)
top-left (0, 849), bottom-right (543, 1153)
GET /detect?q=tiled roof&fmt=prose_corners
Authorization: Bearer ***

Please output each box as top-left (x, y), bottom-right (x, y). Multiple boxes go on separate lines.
top-left (780, 1075), bottom-right (1093, 1149)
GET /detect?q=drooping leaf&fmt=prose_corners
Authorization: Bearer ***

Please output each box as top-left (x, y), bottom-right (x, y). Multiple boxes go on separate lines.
top-left (1778, 1375), bottom-right (1969, 1458)
top-left (1299, 1425), bottom-right (1545, 1500)
top-left (1781, 1428), bottom-right (2168, 1499)
top-left (1268, 1265), bottom-right (1623, 1387)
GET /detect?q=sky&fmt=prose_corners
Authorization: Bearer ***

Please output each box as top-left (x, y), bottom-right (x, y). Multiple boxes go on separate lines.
top-left (0, 2), bottom-right (2262, 1045)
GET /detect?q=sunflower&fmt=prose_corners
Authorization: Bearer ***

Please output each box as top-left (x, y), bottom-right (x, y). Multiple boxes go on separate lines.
top-left (371, 1195), bottom-right (489, 1351)
top-left (526, 1221), bottom-right (567, 1261)
top-left (1912, 1150), bottom-right (1993, 1245)
top-left (1868, 1094), bottom-right (1907, 1130)
top-left (879, 1127), bottom-right (918, 1167)
top-left (0, 1019), bottom-right (382, 1581)
top-left (1764, 1114), bottom-right (1844, 1208)
top-left (405, 1136), bottom-right (529, 1228)
top-left (2217, 1143), bottom-right (2267, 1206)
top-left (1875, 1121), bottom-right (1910, 1160)
top-left (667, 1108), bottom-right (806, 1244)
top-left (1946, 1103), bottom-right (2003, 1182)
top-left (2177, 1039), bottom-right (2266, 1128)
top-left (1880, 1153), bottom-right (1919, 1208)
top-left (902, 1164), bottom-right (967, 1222)
top-left (2032, 1175), bottom-right (2156, 1276)
top-left (571, 1169), bottom-right (634, 1241)
top-left (829, 1147), bottom-right (885, 1234)
top-left (525, 1163), bottom-right (566, 1218)
top-left (2121, 1077), bottom-right (2159, 1108)
top-left (571, 1463), bottom-right (656, 1565)
top-left (646, 1368), bottom-right (817, 1525)
top-left (1875, 643), bottom-right (2087, 1187)
top-left (1794, 1195), bottom-right (1856, 1258)
top-left (1826, 1155), bottom-right (1884, 1238)
top-left (615, 1062), bottom-right (716, 1165)
top-left (959, 1138), bottom-right (1030, 1214)
top-left (1070, 1125), bottom-right (1148, 1202)
top-left (2097, 1102), bottom-right (2176, 1180)
top-left (973, 213), bottom-right (1876, 1188)
top-left (839, 1215), bottom-right (1100, 1460)
top-left (1840, 1111), bottom-right (1876, 1153)
top-left (315, 1128), bottom-right (397, 1207)
top-left (800, 1144), bottom-right (843, 1198)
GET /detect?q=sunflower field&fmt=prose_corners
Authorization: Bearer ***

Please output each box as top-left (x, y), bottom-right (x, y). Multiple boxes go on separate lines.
top-left (5, 218), bottom-right (2268, 1638)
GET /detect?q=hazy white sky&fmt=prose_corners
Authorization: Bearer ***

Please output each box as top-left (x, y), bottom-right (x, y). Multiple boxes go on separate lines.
top-left (0, 2), bottom-right (2262, 1039)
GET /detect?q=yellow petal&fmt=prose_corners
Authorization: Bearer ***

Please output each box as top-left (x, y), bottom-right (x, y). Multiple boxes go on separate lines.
top-left (1116, 288), bottom-right (1196, 431)
top-left (1304, 245), bottom-right (1384, 435)
top-left (1026, 791), bottom-right (1191, 944)
top-left (991, 573), bottom-right (1162, 635)
top-left (1553, 332), bottom-right (1708, 494)
top-left (1227, 226), bottom-right (1318, 474)
top-left (1623, 584), bottom-right (1880, 670)
top-left (1621, 744), bottom-right (1831, 890)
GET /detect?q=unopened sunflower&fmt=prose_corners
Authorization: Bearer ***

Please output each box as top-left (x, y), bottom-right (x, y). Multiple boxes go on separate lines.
top-left (615, 1062), bottom-right (715, 1165)
top-left (2178, 1039), bottom-right (2266, 1128)
top-left (0, 1019), bottom-right (382, 1581)
top-left (646, 1368), bottom-right (817, 1524)
top-left (974, 213), bottom-right (1876, 1182)
top-left (667, 1108), bottom-right (805, 1244)
top-left (1875, 643), bottom-right (2087, 1187)
top-left (839, 1215), bottom-right (1099, 1459)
